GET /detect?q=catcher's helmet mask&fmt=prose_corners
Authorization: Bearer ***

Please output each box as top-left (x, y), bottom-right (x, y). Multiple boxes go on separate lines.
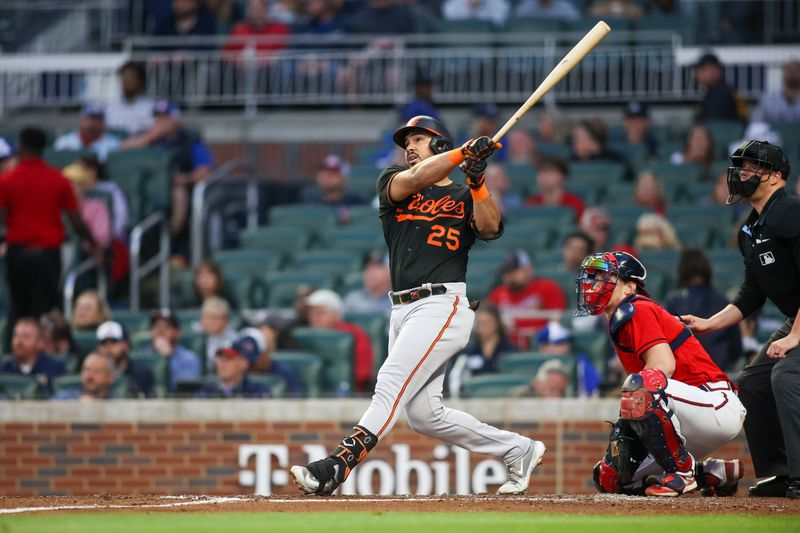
top-left (393, 115), bottom-right (454, 158)
top-left (575, 252), bottom-right (648, 316)
top-left (726, 140), bottom-right (790, 204)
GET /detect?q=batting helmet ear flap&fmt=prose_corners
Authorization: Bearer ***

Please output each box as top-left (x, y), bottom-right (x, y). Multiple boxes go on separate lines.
top-left (392, 115), bottom-right (454, 154)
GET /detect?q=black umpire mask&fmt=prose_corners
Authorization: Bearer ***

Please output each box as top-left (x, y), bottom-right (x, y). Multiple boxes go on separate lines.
top-left (725, 165), bottom-right (770, 204)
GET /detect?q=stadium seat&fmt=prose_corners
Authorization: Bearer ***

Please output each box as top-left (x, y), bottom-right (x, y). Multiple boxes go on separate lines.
top-left (603, 182), bottom-right (636, 205)
top-left (213, 249), bottom-right (284, 278)
top-left (129, 351), bottom-right (169, 397)
top-left (570, 161), bottom-right (627, 183)
top-left (111, 310), bottom-right (150, 337)
top-left (239, 226), bottom-right (313, 254)
top-left (506, 17), bottom-right (565, 33)
top-left (640, 162), bottom-right (702, 185)
top-left (346, 206), bottom-right (382, 227)
top-left (504, 164), bottom-right (537, 197)
top-left (674, 223), bottom-right (713, 249)
top-left (536, 143), bottom-right (571, 160)
top-left (106, 148), bottom-right (172, 221)
top-left (438, 19), bottom-right (494, 34)
top-left (638, 249), bottom-right (680, 275)
top-left (248, 373), bottom-right (287, 398)
top-left (292, 250), bottom-right (365, 277)
top-left (495, 223), bottom-right (555, 254)
top-left (466, 270), bottom-right (498, 301)
top-left (0, 373), bottom-right (38, 400)
top-left (265, 272), bottom-right (336, 309)
top-left (50, 354), bottom-right (79, 374)
top-left (666, 205), bottom-right (733, 227)
top-left (271, 351), bottom-right (323, 398)
top-left (497, 352), bottom-right (573, 376)
top-left (225, 276), bottom-right (269, 309)
top-left (52, 373), bottom-right (131, 399)
top-left (72, 330), bottom-right (98, 357)
top-left (704, 121), bottom-right (745, 159)
top-left (43, 149), bottom-right (87, 169)
top-left (460, 373), bottom-right (531, 398)
top-left (345, 312), bottom-right (388, 373)
top-left (291, 328), bottom-right (355, 396)
top-left (322, 225), bottom-right (385, 255)
top-left (268, 206), bottom-right (338, 239)
top-left (505, 205), bottom-right (575, 229)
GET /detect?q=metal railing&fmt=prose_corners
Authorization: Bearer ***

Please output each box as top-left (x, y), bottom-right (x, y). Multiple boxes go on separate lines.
top-left (190, 159), bottom-right (255, 268)
top-left (63, 256), bottom-right (107, 322)
top-left (129, 211), bottom-right (170, 312)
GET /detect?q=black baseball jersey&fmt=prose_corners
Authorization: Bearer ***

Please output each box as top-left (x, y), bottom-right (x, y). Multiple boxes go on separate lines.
top-left (732, 188), bottom-right (800, 318)
top-left (377, 165), bottom-right (477, 291)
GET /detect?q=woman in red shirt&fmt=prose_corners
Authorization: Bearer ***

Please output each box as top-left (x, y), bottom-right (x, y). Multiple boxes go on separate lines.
top-left (576, 251), bottom-right (746, 497)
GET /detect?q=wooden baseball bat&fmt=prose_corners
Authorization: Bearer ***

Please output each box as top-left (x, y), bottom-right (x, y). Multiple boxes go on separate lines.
top-left (492, 21), bottom-right (612, 144)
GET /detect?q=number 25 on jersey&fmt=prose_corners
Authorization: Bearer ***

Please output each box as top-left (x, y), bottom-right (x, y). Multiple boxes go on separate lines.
top-left (427, 225), bottom-right (460, 251)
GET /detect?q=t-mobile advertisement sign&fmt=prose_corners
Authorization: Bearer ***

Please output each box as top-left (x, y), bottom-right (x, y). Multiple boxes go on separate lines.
top-left (238, 444), bottom-right (507, 496)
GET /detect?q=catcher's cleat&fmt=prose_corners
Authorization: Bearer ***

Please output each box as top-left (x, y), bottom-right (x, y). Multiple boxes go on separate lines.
top-left (645, 471), bottom-right (697, 497)
top-left (497, 439), bottom-right (547, 495)
top-left (290, 459), bottom-right (339, 496)
top-left (697, 458), bottom-right (744, 497)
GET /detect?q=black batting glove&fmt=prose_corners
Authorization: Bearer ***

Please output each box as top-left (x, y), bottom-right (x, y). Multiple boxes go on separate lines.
top-left (459, 157), bottom-right (487, 190)
top-left (460, 136), bottom-right (499, 161)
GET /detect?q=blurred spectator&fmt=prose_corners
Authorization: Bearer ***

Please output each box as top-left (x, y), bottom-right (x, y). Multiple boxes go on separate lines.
top-left (488, 250), bottom-right (567, 347)
top-left (531, 359), bottom-right (570, 397)
top-left (633, 170), bottom-right (667, 215)
top-left (514, 0), bottom-right (580, 21)
top-left (346, 0), bottom-right (416, 34)
top-left (726, 121), bottom-right (783, 161)
top-left (588, 0), bottom-right (643, 20)
top-left (570, 118), bottom-right (628, 172)
top-left (343, 252), bottom-right (392, 318)
top-left (206, 0), bottom-right (245, 32)
top-left (670, 123), bottom-right (716, 179)
top-left (234, 328), bottom-right (304, 396)
top-left (40, 310), bottom-right (75, 358)
top-left (0, 128), bottom-right (101, 350)
top-left (196, 345), bottom-right (271, 398)
top-left (468, 104), bottom-right (507, 162)
top-left (185, 259), bottom-right (237, 309)
top-left (622, 100), bottom-right (658, 159)
top-left (650, 0), bottom-right (681, 15)
top-left (307, 289), bottom-right (374, 393)
top-left (105, 61), bottom-right (154, 136)
top-left (153, 0), bottom-right (217, 41)
top-left (223, 0), bottom-right (290, 58)
top-left (293, 284), bottom-right (315, 328)
top-left (665, 248), bottom-right (743, 372)
top-left (293, 0), bottom-right (346, 34)
top-left (536, 112), bottom-right (570, 144)
top-left (448, 304), bottom-right (517, 397)
top-left (751, 60), bottom-right (800, 125)
top-left (506, 129), bottom-right (536, 165)
top-left (719, 1), bottom-right (763, 44)
top-left (66, 155), bottom-right (131, 242)
top-left (72, 290), bottom-right (112, 332)
top-left (693, 52), bottom-right (747, 123)
top-left (442, 0), bottom-right (510, 27)
top-left (54, 104), bottom-right (122, 162)
top-left (579, 206), bottom-right (613, 252)
top-left (271, 0), bottom-right (302, 24)
top-left (0, 319), bottom-right (66, 398)
top-left (248, 309), bottom-right (297, 351)
top-left (63, 163), bottom-right (112, 250)
top-left (96, 321), bottom-right (155, 398)
top-left (303, 154), bottom-right (366, 223)
top-left (536, 321), bottom-right (600, 397)
top-left (0, 137), bottom-right (17, 173)
top-left (485, 163), bottom-right (523, 216)
top-left (400, 71), bottom-right (439, 122)
top-left (145, 309), bottom-right (201, 393)
top-left (633, 212), bottom-right (680, 251)
top-left (199, 296), bottom-right (238, 372)
top-left (52, 352), bottom-right (118, 401)
top-left (526, 156), bottom-right (585, 222)
top-left (709, 168), bottom-right (748, 223)
top-left (561, 230), bottom-right (594, 272)
top-left (123, 101), bottom-right (213, 244)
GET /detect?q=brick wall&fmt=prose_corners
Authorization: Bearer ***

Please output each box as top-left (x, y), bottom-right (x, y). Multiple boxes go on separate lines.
top-left (0, 415), bottom-right (753, 497)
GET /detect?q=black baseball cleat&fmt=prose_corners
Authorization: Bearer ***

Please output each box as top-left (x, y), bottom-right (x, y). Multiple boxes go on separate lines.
top-left (787, 479), bottom-right (800, 500)
top-left (748, 475), bottom-right (790, 497)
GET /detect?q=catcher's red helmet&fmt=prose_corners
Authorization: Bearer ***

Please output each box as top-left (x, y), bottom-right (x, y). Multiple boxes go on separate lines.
top-left (575, 252), bottom-right (648, 316)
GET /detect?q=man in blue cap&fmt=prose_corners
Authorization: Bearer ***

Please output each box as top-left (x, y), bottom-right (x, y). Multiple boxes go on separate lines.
top-left (53, 103), bottom-right (121, 161)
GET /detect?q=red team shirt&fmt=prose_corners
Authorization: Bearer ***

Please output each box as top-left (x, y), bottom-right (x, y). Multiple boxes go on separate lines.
top-left (611, 297), bottom-right (731, 388)
top-left (489, 279), bottom-right (566, 346)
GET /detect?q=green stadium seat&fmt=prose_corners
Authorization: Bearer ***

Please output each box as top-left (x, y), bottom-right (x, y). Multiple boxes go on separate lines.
top-left (466, 270), bottom-right (498, 301)
top-left (72, 330), bottom-right (98, 357)
top-left (634, 15), bottom-right (693, 43)
top-left (674, 224), bottom-right (713, 249)
top-left (603, 182), bottom-right (636, 205)
top-left (0, 373), bottom-right (38, 400)
top-left (52, 373), bottom-right (131, 399)
top-left (640, 162), bottom-right (702, 185)
top-left (271, 351), bottom-right (323, 398)
top-left (323, 225), bottom-right (385, 255)
top-left (506, 17), bottom-right (565, 33)
top-left (537, 142), bottom-right (571, 160)
top-left (666, 205), bottom-right (733, 227)
top-left (346, 206), bottom-right (382, 227)
top-left (106, 148), bottom-right (172, 221)
top-left (268, 206), bottom-right (338, 238)
top-left (470, 248), bottom-right (511, 274)
top-left (111, 310), bottom-right (150, 337)
top-left (240, 226), bottom-right (313, 254)
top-left (43, 149), bottom-right (88, 169)
top-left (495, 223), bottom-right (554, 254)
top-left (531, 250), bottom-right (563, 270)
top-left (638, 249), bottom-right (680, 275)
top-left (505, 164), bottom-right (537, 197)
top-left (50, 354), bottom-right (80, 374)
top-left (497, 352), bottom-right (568, 376)
top-left (292, 250), bottom-right (364, 277)
top-left (505, 205), bottom-right (575, 229)
top-left (265, 272), bottom-right (336, 309)
top-left (570, 161), bottom-right (627, 183)
top-left (678, 182), bottom-right (714, 204)
top-left (291, 328), bottom-right (355, 395)
top-left (213, 249), bottom-right (284, 278)
top-left (607, 205), bottom-right (649, 232)
top-left (460, 373), bottom-right (531, 398)
top-left (250, 373), bottom-right (288, 398)
top-left (438, 19), bottom-right (494, 34)
top-left (704, 121), bottom-right (745, 159)
top-left (128, 351), bottom-right (169, 396)
top-left (225, 276), bottom-right (268, 309)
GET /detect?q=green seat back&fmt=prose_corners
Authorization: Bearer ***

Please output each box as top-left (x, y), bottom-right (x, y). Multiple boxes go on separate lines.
top-left (225, 276), bottom-right (269, 309)
top-left (72, 330), bottom-right (99, 357)
top-left (322, 226), bottom-right (386, 255)
top-left (240, 226), bottom-right (312, 254)
top-left (249, 373), bottom-right (287, 398)
top-left (0, 373), bottom-right (38, 400)
top-left (52, 373), bottom-right (130, 399)
top-left (111, 310), bottom-right (150, 337)
top-left (268, 206), bottom-right (338, 239)
top-left (570, 161), bottom-right (627, 183)
top-left (292, 250), bottom-right (364, 277)
top-left (347, 206), bottom-right (382, 227)
top-left (213, 249), bottom-right (284, 277)
top-left (265, 272), bottom-right (336, 309)
top-left (43, 149), bottom-right (88, 169)
top-left (497, 352), bottom-right (565, 376)
top-left (291, 328), bottom-right (354, 395)
top-left (106, 148), bottom-right (172, 220)
top-left (129, 351), bottom-right (169, 397)
top-left (460, 373), bottom-right (531, 398)
top-left (271, 351), bottom-right (323, 398)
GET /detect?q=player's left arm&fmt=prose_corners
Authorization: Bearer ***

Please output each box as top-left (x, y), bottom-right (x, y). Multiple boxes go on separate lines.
top-left (640, 343), bottom-right (676, 379)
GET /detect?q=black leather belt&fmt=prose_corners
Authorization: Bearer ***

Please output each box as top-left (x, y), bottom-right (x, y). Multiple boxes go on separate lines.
top-left (390, 283), bottom-right (447, 305)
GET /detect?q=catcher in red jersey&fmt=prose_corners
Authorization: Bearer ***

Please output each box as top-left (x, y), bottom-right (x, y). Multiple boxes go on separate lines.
top-left (576, 252), bottom-right (747, 497)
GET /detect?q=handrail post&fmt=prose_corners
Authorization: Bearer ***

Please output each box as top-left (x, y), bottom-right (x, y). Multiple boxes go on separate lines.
top-left (63, 257), bottom-right (108, 322)
top-left (159, 215), bottom-right (171, 309)
top-left (129, 211), bottom-right (169, 312)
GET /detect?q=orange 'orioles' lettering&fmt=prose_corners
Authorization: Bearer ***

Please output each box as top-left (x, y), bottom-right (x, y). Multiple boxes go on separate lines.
top-left (397, 194), bottom-right (465, 222)
top-left (427, 225), bottom-right (460, 250)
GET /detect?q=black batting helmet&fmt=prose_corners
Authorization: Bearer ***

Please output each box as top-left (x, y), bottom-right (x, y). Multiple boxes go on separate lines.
top-left (392, 115), bottom-right (454, 154)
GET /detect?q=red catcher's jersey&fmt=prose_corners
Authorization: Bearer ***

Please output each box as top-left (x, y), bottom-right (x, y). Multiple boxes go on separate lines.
top-left (610, 296), bottom-right (731, 387)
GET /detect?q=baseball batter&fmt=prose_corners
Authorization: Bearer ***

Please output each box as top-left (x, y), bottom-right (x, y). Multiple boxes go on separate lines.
top-left (577, 252), bottom-right (747, 496)
top-left (291, 115), bottom-right (546, 496)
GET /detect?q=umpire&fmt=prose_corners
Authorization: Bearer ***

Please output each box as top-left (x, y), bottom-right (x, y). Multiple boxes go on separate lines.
top-left (681, 140), bottom-right (800, 499)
